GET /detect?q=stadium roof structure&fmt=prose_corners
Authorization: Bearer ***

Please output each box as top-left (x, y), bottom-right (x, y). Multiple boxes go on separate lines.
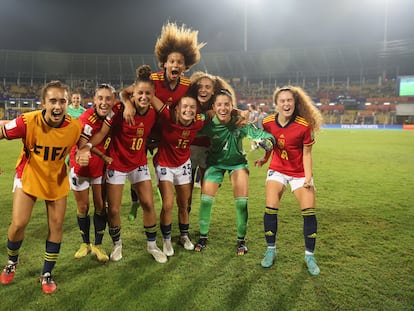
top-left (1, 39), bottom-right (413, 84)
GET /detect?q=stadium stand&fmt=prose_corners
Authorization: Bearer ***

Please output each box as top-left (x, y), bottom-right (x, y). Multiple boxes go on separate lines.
top-left (0, 39), bottom-right (413, 124)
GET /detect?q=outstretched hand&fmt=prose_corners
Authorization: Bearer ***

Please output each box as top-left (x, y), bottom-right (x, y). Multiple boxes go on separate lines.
top-left (254, 158), bottom-right (268, 168)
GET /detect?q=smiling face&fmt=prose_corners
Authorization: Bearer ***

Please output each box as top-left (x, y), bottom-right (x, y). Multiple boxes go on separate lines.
top-left (94, 88), bottom-right (115, 117)
top-left (275, 90), bottom-right (296, 121)
top-left (196, 77), bottom-right (215, 111)
top-left (71, 93), bottom-right (82, 108)
top-left (132, 81), bottom-right (154, 111)
top-left (176, 96), bottom-right (198, 126)
top-left (212, 94), bottom-right (233, 123)
top-left (42, 87), bottom-right (69, 127)
top-left (164, 52), bottom-right (186, 83)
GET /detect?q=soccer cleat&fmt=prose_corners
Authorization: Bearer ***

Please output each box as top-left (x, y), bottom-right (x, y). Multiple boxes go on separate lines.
top-left (147, 246), bottom-right (167, 264)
top-left (237, 240), bottom-right (248, 256)
top-left (194, 238), bottom-right (208, 252)
top-left (261, 248), bottom-right (276, 268)
top-left (128, 202), bottom-right (139, 221)
top-left (40, 272), bottom-right (56, 294)
top-left (110, 241), bottom-right (123, 262)
top-left (1, 260), bottom-right (17, 285)
top-left (180, 236), bottom-right (194, 250)
top-left (74, 243), bottom-right (91, 259)
top-left (305, 254), bottom-right (320, 276)
top-left (163, 239), bottom-right (174, 257)
top-left (91, 244), bottom-right (109, 263)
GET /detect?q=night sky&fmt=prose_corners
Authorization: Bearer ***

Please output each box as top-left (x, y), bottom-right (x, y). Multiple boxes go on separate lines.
top-left (0, 0), bottom-right (413, 54)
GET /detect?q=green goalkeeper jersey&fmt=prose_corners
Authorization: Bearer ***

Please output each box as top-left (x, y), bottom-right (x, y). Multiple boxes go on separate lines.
top-left (199, 115), bottom-right (274, 169)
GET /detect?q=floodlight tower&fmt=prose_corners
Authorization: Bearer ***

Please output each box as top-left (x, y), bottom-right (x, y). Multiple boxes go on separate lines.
top-left (244, 0), bottom-right (247, 52)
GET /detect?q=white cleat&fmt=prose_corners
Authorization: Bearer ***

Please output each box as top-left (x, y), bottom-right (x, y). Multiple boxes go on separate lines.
top-left (147, 246), bottom-right (168, 264)
top-left (110, 241), bottom-right (123, 262)
top-left (180, 236), bottom-right (195, 250)
top-left (163, 239), bottom-right (175, 257)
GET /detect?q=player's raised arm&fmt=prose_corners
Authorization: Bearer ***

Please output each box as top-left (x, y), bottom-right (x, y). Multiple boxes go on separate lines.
top-left (120, 84), bottom-right (136, 126)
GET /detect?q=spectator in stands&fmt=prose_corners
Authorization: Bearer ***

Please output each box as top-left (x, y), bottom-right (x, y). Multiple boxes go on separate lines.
top-left (257, 106), bottom-right (268, 130)
top-left (0, 80), bottom-right (88, 294)
top-left (254, 85), bottom-right (323, 276)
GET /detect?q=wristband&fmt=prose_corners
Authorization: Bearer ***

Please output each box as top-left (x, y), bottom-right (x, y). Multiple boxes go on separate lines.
top-left (85, 142), bottom-right (93, 149)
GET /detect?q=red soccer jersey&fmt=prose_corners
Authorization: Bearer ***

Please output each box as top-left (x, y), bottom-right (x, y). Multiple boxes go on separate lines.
top-left (153, 105), bottom-right (204, 167)
top-left (151, 71), bottom-right (190, 107)
top-left (106, 102), bottom-right (157, 172)
top-left (70, 108), bottom-right (113, 178)
top-left (262, 114), bottom-right (315, 178)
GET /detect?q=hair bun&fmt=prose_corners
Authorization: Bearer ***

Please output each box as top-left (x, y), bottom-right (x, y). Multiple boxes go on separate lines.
top-left (137, 65), bottom-right (152, 81)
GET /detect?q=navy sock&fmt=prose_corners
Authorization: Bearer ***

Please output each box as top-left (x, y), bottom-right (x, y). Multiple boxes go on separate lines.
top-left (108, 226), bottom-right (121, 243)
top-left (77, 213), bottom-right (90, 244)
top-left (302, 208), bottom-right (317, 253)
top-left (7, 239), bottom-right (23, 263)
top-left (179, 223), bottom-right (190, 236)
top-left (160, 223), bottom-right (172, 239)
top-left (264, 206), bottom-right (278, 247)
top-left (42, 240), bottom-right (60, 275)
top-left (144, 224), bottom-right (158, 242)
top-left (94, 210), bottom-right (107, 245)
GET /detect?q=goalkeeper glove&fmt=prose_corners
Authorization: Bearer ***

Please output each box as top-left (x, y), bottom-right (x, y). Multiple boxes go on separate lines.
top-left (256, 137), bottom-right (275, 152)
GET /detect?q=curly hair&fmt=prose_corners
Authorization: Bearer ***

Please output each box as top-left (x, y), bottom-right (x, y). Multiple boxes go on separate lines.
top-left (187, 71), bottom-right (237, 111)
top-left (154, 22), bottom-right (206, 71)
top-left (273, 85), bottom-right (323, 133)
top-left (135, 64), bottom-right (153, 84)
top-left (187, 71), bottom-right (216, 109)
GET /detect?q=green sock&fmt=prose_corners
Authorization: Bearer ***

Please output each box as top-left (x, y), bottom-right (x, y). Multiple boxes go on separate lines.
top-left (235, 197), bottom-right (248, 238)
top-left (199, 194), bottom-right (214, 235)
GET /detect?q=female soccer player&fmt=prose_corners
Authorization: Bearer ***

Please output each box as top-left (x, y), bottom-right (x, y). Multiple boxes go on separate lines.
top-left (0, 81), bottom-right (88, 294)
top-left (187, 72), bottom-right (216, 205)
top-left (120, 22), bottom-right (206, 221)
top-left (194, 87), bottom-right (275, 255)
top-left (254, 85), bottom-right (323, 275)
top-left (69, 83), bottom-right (117, 263)
top-left (78, 66), bottom-right (167, 264)
top-left (67, 92), bottom-right (86, 119)
top-left (187, 72), bottom-right (249, 213)
top-left (151, 90), bottom-right (204, 256)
